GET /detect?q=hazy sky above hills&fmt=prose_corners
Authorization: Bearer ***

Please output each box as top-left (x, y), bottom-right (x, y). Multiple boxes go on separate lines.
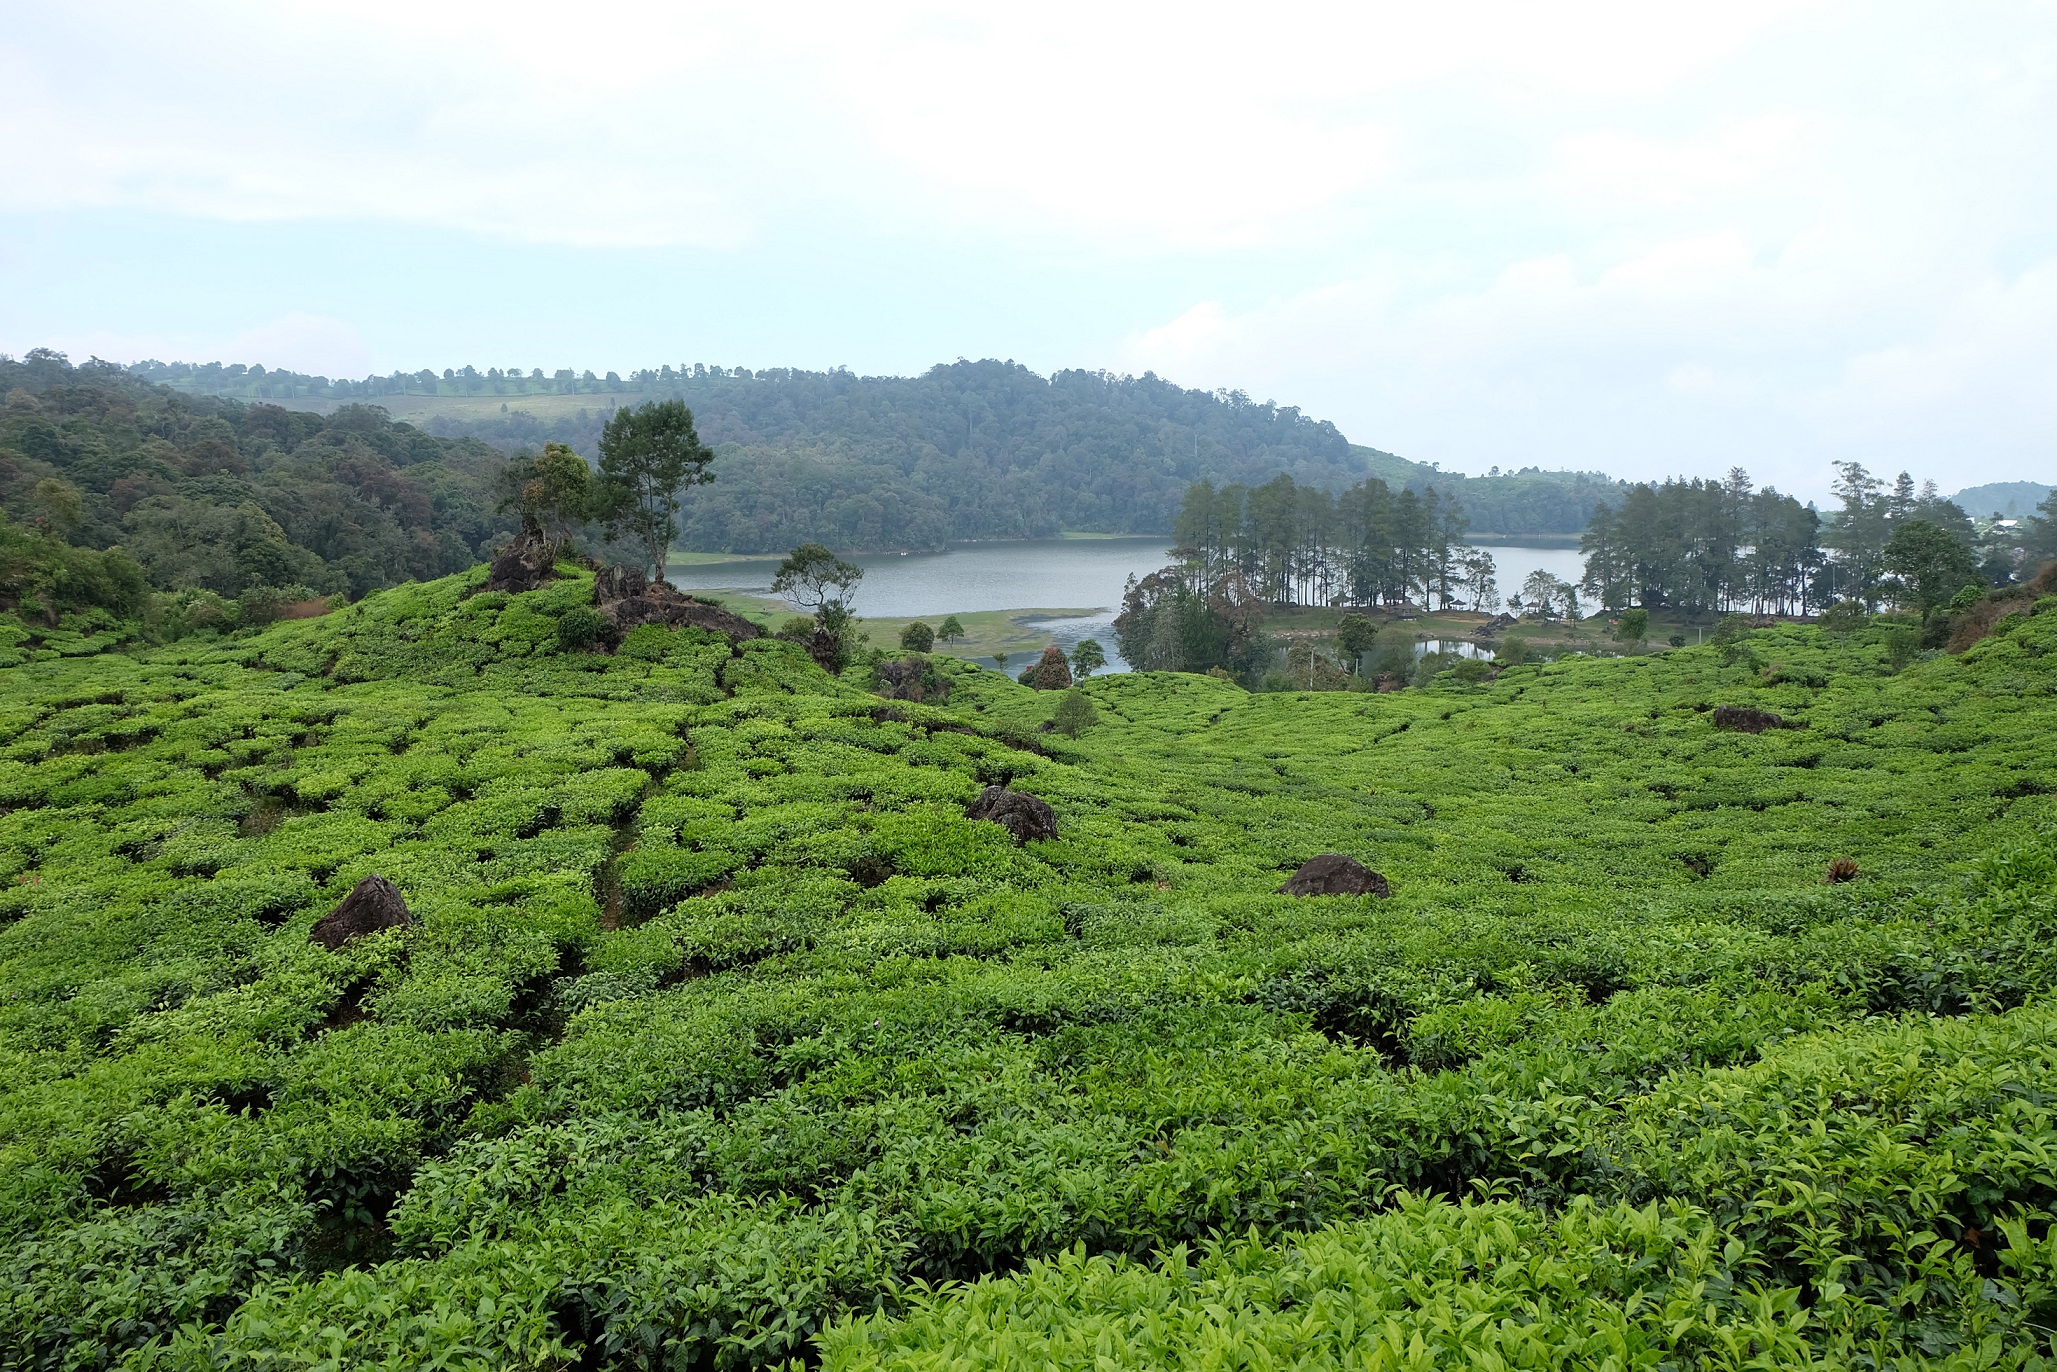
top-left (3, 0), bottom-right (2053, 498)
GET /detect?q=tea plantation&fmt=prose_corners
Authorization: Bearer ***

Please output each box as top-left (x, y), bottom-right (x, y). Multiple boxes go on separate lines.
top-left (3, 563), bottom-right (2057, 1369)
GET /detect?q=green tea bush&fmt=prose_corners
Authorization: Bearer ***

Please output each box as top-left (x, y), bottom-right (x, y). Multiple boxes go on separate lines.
top-left (0, 574), bottom-right (2054, 1368)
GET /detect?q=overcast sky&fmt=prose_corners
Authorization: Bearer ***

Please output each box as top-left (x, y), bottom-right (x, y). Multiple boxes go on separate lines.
top-left (4, 0), bottom-right (2054, 498)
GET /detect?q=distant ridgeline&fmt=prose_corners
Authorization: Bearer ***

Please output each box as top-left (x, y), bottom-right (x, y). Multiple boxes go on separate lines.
top-left (1, 351), bottom-right (515, 639)
top-left (132, 358), bottom-right (1623, 550)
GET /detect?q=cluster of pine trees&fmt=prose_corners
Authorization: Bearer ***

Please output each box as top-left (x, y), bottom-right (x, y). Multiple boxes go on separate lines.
top-left (1579, 464), bottom-right (2021, 616)
top-left (1168, 475), bottom-right (1494, 611)
top-left (1113, 475), bottom-right (1494, 675)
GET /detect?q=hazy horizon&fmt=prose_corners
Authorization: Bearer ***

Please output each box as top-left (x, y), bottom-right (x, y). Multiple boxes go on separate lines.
top-left (6, 1), bottom-right (2055, 503)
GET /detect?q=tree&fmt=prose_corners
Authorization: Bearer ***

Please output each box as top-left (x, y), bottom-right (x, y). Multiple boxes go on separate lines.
top-left (1070, 638), bottom-right (1107, 677)
top-left (1019, 645), bottom-right (1073, 690)
top-left (938, 615), bottom-right (965, 642)
top-left (32, 478), bottom-right (83, 535)
top-left (992, 654), bottom-right (1008, 671)
top-left (900, 621), bottom-right (936, 652)
top-left (773, 543), bottom-right (864, 673)
top-left (771, 543), bottom-right (863, 616)
top-left (2022, 489), bottom-right (2057, 571)
top-left (497, 442), bottom-right (592, 549)
top-left (1882, 519), bottom-right (1981, 619)
top-left (594, 400), bottom-right (716, 583)
top-left (1616, 608), bottom-right (1649, 646)
top-left (1335, 613), bottom-right (1377, 673)
top-left (1818, 600), bottom-right (1868, 634)
top-left (1051, 688), bottom-right (1099, 738)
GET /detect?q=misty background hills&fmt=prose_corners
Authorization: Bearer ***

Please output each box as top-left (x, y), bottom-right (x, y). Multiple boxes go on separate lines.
top-left (130, 358), bottom-right (1628, 549)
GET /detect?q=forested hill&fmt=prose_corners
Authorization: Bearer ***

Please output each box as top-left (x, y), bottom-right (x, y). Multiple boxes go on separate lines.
top-left (134, 358), bottom-right (1623, 550)
top-left (1, 350), bottom-right (515, 609)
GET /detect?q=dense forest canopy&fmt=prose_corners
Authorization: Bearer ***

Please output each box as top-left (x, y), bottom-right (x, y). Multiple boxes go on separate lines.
top-left (1, 350), bottom-right (516, 622)
top-left (134, 357), bottom-right (1625, 548)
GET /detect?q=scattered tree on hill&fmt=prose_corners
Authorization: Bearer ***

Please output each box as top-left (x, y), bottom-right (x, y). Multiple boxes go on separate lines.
top-left (772, 543), bottom-right (863, 616)
top-left (1051, 688), bottom-right (1099, 737)
top-left (1069, 638), bottom-right (1106, 678)
top-left (899, 621), bottom-right (935, 652)
top-left (1335, 612), bottom-right (1377, 673)
top-left (938, 615), bottom-right (964, 642)
top-left (773, 543), bottom-right (864, 672)
top-left (1882, 519), bottom-right (1982, 620)
top-left (1019, 644), bottom-right (1074, 690)
top-left (2021, 489), bottom-right (2057, 570)
top-left (1616, 608), bottom-right (1649, 647)
top-left (594, 400), bottom-right (715, 584)
top-left (497, 442), bottom-right (592, 550)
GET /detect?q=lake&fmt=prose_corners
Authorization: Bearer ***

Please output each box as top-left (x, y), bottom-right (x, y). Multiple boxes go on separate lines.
top-left (666, 539), bottom-right (1588, 672)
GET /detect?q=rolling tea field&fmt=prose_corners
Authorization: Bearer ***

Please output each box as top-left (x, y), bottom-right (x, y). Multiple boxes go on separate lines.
top-left (3, 563), bottom-right (2057, 1368)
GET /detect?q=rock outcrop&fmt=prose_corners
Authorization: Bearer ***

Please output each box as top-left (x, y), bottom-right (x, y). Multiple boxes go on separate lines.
top-left (592, 566), bottom-right (761, 643)
top-left (480, 515), bottom-right (556, 594)
top-left (1712, 705), bottom-right (1801, 734)
top-left (310, 874), bottom-right (413, 950)
top-left (965, 786), bottom-right (1058, 844)
top-left (876, 655), bottom-right (952, 703)
top-left (1277, 854), bottom-right (1391, 898)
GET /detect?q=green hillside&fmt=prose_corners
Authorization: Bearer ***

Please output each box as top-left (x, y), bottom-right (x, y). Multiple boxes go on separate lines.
top-left (1, 351), bottom-right (516, 613)
top-left (1953, 480), bottom-right (2053, 520)
top-left (2, 563), bottom-right (2056, 1367)
top-left (133, 358), bottom-right (1620, 549)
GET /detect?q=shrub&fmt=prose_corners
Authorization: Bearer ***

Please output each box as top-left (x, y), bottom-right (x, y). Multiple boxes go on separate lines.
top-left (899, 622), bottom-right (936, 653)
top-left (1051, 688), bottom-right (1099, 738)
top-left (1818, 599), bottom-right (1870, 634)
top-left (555, 606), bottom-right (610, 652)
top-left (1018, 645), bottom-right (1072, 691)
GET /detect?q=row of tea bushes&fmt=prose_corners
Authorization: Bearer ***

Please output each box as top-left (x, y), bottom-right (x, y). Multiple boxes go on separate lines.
top-left (0, 569), bottom-right (2053, 1366)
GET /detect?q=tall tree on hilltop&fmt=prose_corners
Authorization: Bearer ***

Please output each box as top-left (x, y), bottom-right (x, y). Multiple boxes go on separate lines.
top-left (595, 400), bottom-right (715, 583)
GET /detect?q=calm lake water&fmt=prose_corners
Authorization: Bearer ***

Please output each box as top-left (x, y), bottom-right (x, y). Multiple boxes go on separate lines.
top-left (666, 540), bottom-right (1587, 673)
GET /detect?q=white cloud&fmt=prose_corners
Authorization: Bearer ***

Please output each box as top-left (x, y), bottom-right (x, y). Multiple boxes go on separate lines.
top-left (4, 0), bottom-right (2055, 495)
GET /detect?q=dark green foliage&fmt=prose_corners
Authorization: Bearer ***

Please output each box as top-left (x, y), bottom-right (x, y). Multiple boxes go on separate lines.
top-left (555, 606), bottom-right (610, 652)
top-left (139, 358), bottom-right (1630, 547)
top-left (1068, 638), bottom-right (1106, 679)
top-left (1, 563), bottom-right (2056, 1368)
top-left (498, 441), bottom-right (593, 549)
top-left (595, 401), bottom-right (716, 582)
top-left (1616, 607), bottom-right (1649, 644)
top-left (1, 350), bottom-right (515, 602)
top-left (1017, 645), bottom-right (1073, 691)
top-left (1050, 688), bottom-right (1099, 738)
top-left (898, 622), bottom-right (935, 653)
top-left (937, 615), bottom-right (964, 643)
top-left (1886, 518), bottom-right (1984, 618)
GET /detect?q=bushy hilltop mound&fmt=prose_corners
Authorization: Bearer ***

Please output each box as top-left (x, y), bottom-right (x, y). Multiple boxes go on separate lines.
top-left (2, 566), bottom-right (2057, 1367)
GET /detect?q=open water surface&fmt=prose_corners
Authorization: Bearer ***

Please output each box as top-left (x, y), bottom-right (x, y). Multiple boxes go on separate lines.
top-left (665, 539), bottom-right (1587, 673)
